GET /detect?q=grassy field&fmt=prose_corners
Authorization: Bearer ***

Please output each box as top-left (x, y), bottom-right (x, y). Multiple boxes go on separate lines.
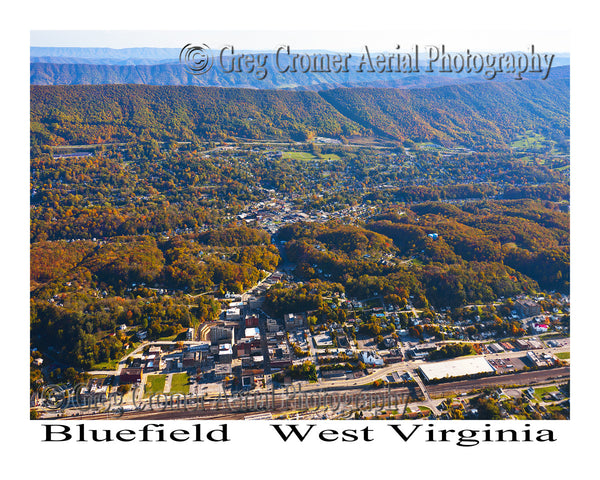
top-left (89, 339), bottom-right (144, 370)
top-left (282, 151), bottom-right (341, 161)
top-left (169, 372), bottom-right (190, 395)
top-left (282, 151), bottom-right (317, 161)
top-left (90, 359), bottom-right (119, 370)
top-left (511, 131), bottom-right (547, 150)
top-left (416, 142), bottom-right (444, 151)
top-left (555, 352), bottom-right (570, 360)
top-left (533, 385), bottom-right (558, 401)
top-left (156, 329), bottom-right (188, 342)
top-left (144, 374), bottom-right (166, 397)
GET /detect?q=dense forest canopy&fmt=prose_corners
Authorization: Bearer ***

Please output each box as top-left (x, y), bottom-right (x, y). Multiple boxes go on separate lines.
top-left (277, 198), bottom-right (568, 310)
top-left (31, 79), bottom-right (569, 150)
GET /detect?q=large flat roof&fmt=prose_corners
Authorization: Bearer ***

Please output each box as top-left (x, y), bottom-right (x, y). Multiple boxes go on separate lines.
top-left (245, 327), bottom-right (260, 337)
top-left (419, 356), bottom-right (495, 381)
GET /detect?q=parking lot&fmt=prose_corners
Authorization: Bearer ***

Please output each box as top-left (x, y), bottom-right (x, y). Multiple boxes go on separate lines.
top-left (487, 356), bottom-right (526, 373)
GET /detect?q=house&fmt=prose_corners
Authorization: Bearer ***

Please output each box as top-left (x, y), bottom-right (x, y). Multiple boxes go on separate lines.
top-left (531, 323), bottom-right (549, 334)
top-left (359, 350), bottom-right (384, 366)
top-left (136, 330), bottom-right (148, 341)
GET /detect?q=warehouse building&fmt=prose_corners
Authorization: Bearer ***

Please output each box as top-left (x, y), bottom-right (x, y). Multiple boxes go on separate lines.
top-left (419, 356), bottom-right (496, 382)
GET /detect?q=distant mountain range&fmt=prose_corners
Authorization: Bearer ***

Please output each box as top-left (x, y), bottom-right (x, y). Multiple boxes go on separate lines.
top-left (31, 47), bottom-right (183, 61)
top-left (30, 47), bottom-right (570, 90)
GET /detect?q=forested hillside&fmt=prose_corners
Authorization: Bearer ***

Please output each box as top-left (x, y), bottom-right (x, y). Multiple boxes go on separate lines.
top-left (320, 80), bottom-right (569, 147)
top-left (276, 198), bottom-right (568, 309)
top-left (29, 79), bottom-right (570, 374)
top-left (30, 79), bottom-right (569, 150)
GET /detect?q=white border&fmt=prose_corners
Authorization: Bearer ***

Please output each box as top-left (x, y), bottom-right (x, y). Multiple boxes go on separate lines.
top-left (4, 0), bottom-right (598, 476)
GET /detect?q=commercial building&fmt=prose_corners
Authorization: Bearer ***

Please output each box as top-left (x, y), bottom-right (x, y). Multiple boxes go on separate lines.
top-left (225, 307), bottom-right (241, 321)
top-left (244, 327), bottom-right (261, 339)
top-left (144, 354), bottom-right (162, 372)
top-left (209, 326), bottom-right (235, 345)
top-left (525, 351), bottom-right (558, 368)
top-left (266, 317), bottom-right (280, 333)
top-left (419, 356), bottom-right (496, 382)
top-left (245, 315), bottom-right (259, 328)
top-left (284, 313), bottom-right (307, 331)
top-left (119, 368), bottom-right (143, 384)
top-left (182, 351), bottom-right (202, 368)
top-left (514, 299), bottom-right (541, 318)
top-left (186, 342), bottom-right (210, 353)
top-left (235, 337), bottom-right (262, 357)
top-left (218, 343), bottom-right (233, 363)
top-left (407, 343), bottom-right (438, 359)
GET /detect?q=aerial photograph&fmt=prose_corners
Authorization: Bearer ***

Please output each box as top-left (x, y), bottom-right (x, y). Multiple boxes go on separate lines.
top-left (29, 31), bottom-right (571, 423)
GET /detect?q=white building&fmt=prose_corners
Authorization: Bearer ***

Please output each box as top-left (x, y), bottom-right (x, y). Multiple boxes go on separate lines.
top-left (360, 350), bottom-right (384, 366)
top-left (419, 356), bottom-right (496, 382)
top-left (225, 307), bottom-right (241, 321)
top-left (245, 327), bottom-right (261, 339)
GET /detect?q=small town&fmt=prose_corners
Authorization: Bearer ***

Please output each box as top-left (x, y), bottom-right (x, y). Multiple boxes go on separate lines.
top-left (33, 266), bottom-right (570, 421)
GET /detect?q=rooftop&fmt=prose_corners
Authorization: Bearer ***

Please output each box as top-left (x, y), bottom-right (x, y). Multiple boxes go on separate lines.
top-left (419, 356), bottom-right (495, 382)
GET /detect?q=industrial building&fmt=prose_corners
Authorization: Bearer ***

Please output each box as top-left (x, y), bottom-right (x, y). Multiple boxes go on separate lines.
top-left (419, 356), bottom-right (496, 382)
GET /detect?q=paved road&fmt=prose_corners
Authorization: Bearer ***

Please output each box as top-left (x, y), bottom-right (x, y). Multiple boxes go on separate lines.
top-left (411, 368), bottom-right (440, 416)
top-left (304, 342), bottom-right (569, 392)
top-left (55, 365), bottom-right (569, 421)
top-left (163, 373), bottom-right (173, 394)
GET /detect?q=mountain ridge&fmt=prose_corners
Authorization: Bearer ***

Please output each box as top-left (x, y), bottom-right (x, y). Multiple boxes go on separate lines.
top-left (30, 79), bottom-right (569, 150)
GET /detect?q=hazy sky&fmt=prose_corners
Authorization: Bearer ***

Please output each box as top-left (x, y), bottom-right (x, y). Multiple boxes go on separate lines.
top-left (30, 30), bottom-right (570, 53)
